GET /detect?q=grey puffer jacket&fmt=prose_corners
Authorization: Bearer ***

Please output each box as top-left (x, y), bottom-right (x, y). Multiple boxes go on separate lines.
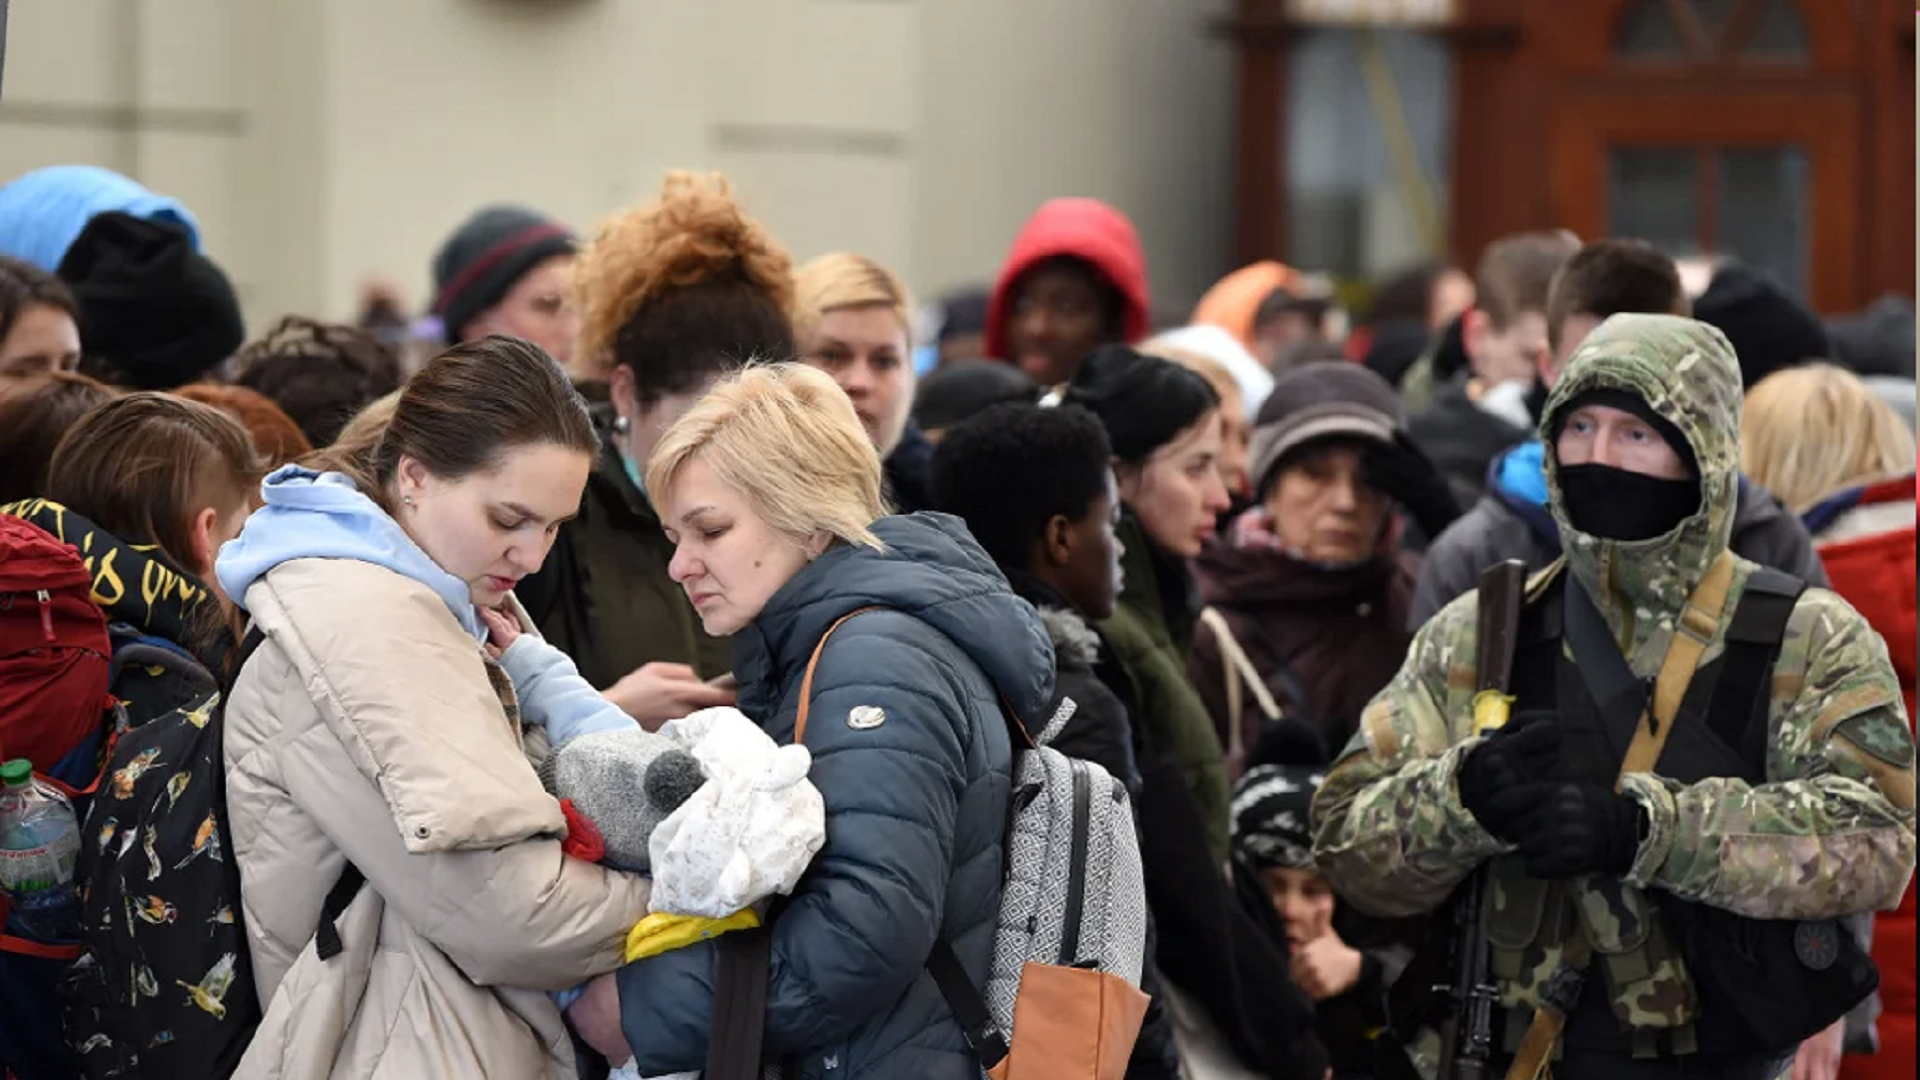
top-left (617, 513), bottom-right (1054, 1080)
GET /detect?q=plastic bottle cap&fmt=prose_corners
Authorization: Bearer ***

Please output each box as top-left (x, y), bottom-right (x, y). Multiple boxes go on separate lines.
top-left (1, 759), bottom-right (31, 786)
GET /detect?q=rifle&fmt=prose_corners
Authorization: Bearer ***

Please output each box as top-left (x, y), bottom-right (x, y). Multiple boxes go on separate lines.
top-left (1435, 559), bottom-right (1529, 1080)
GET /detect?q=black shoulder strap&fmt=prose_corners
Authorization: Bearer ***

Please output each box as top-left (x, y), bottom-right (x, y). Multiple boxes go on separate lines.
top-left (928, 936), bottom-right (1010, 1070)
top-left (706, 925), bottom-right (774, 1080)
top-left (213, 627), bottom-right (366, 964)
top-left (1668, 567), bottom-right (1804, 770)
top-left (312, 863), bottom-right (365, 961)
top-left (1560, 573), bottom-right (1650, 757)
top-left (1715, 569), bottom-right (1805, 769)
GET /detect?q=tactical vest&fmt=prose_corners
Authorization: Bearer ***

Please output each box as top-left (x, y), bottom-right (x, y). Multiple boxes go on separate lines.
top-left (1485, 563), bottom-right (1871, 1061)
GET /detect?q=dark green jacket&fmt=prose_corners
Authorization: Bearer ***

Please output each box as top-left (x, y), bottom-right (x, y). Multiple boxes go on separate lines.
top-left (516, 430), bottom-right (732, 688)
top-left (1098, 513), bottom-right (1232, 864)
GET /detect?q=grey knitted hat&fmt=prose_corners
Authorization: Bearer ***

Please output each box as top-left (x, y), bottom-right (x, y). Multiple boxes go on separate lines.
top-left (538, 727), bottom-right (707, 872)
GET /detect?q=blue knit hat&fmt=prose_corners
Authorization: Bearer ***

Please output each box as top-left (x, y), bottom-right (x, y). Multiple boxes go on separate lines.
top-left (0, 165), bottom-right (202, 271)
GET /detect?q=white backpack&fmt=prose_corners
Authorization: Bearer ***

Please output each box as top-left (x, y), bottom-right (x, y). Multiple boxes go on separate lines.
top-left (797, 611), bottom-right (1150, 1079)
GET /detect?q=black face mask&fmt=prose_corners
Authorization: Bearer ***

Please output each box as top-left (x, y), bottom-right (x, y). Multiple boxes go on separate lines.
top-left (1558, 464), bottom-right (1700, 542)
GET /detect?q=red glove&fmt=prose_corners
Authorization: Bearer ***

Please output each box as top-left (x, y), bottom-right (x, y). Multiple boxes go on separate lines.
top-left (559, 798), bottom-right (606, 863)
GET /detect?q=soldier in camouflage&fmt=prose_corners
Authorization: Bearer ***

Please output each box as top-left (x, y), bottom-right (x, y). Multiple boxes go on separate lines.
top-left (1312, 313), bottom-right (1917, 1080)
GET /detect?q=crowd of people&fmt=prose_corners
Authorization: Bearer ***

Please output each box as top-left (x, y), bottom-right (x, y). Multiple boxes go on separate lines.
top-left (0, 160), bottom-right (1914, 1080)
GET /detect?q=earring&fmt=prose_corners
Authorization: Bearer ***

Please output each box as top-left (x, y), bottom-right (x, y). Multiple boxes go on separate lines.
top-left (402, 494), bottom-right (415, 507)
top-left (613, 415), bottom-right (631, 435)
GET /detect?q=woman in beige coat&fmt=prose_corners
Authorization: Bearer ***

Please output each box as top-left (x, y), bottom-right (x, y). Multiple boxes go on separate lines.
top-left (214, 336), bottom-right (651, 1078)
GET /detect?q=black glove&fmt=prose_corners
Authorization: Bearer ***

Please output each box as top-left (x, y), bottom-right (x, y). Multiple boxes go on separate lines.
top-left (1486, 782), bottom-right (1646, 879)
top-left (1456, 714), bottom-right (1561, 839)
top-left (1363, 431), bottom-right (1463, 541)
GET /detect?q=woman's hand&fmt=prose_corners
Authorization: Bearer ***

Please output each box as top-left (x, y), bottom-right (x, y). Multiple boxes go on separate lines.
top-left (1289, 933), bottom-right (1364, 1002)
top-left (479, 606), bottom-right (522, 662)
top-left (566, 973), bottom-right (631, 1063)
top-left (606, 662), bottom-right (736, 731)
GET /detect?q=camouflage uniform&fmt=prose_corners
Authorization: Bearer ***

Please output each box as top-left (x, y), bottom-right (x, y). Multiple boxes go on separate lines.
top-left (1311, 314), bottom-right (1917, 1067)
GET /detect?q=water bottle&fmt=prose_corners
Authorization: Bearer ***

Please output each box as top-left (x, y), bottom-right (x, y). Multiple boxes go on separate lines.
top-left (0, 758), bottom-right (83, 940)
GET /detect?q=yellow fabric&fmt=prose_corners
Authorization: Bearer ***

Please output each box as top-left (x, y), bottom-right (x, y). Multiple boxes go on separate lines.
top-left (623, 909), bottom-right (762, 963)
top-left (1472, 690), bottom-right (1515, 735)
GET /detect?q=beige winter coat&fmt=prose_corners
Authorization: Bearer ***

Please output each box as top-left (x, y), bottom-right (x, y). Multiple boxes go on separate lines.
top-left (222, 558), bottom-right (650, 1079)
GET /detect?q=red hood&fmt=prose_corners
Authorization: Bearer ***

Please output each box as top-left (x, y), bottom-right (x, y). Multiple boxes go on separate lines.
top-left (985, 198), bottom-right (1150, 361)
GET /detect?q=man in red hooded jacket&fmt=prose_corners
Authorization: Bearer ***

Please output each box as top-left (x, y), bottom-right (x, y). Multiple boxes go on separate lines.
top-left (986, 197), bottom-right (1151, 386)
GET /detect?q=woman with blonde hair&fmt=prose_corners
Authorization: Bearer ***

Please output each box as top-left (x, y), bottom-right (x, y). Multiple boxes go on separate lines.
top-left (793, 251), bottom-right (935, 510)
top-left (517, 172), bottom-right (795, 722)
top-left (1744, 361), bottom-right (1916, 1080)
top-left (1742, 362), bottom-right (1914, 514)
top-left (565, 362), bottom-right (1053, 1080)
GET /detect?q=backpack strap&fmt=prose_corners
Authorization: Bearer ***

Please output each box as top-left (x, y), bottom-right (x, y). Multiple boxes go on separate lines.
top-left (1697, 568), bottom-right (1805, 773)
top-left (794, 607), bottom-right (884, 745)
top-left (312, 863), bottom-right (366, 962)
top-left (928, 936), bottom-right (1011, 1071)
top-left (794, 606), bottom-right (1037, 752)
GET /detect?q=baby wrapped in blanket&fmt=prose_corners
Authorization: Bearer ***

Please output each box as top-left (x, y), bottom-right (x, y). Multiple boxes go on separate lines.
top-left (488, 612), bottom-right (826, 1080)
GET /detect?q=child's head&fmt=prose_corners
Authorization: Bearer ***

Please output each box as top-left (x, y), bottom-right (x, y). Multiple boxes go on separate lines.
top-left (932, 402), bottom-right (1122, 620)
top-left (1465, 231), bottom-right (1580, 390)
top-left (45, 391), bottom-right (263, 597)
top-left (1231, 723), bottom-right (1334, 947)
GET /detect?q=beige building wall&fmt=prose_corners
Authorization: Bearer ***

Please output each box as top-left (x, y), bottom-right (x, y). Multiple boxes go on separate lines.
top-left (0, 0), bottom-right (1234, 332)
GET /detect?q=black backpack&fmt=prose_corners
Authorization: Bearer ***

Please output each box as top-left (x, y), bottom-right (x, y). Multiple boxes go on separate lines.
top-left (60, 628), bottom-right (362, 1079)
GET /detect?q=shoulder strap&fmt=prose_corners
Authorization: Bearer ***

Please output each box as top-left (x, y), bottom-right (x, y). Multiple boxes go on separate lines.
top-left (1198, 608), bottom-right (1283, 765)
top-left (706, 926), bottom-right (776, 1080)
top-left (793, 606), bottom-right (1038, 752)
top-left (1711, 568), bottom-right (1805, 771)
top-left (794, 607), bottom-right (885, 744)
top-left (928, 936), bottom-right (1011, 1071)
top-left (1621, 550), bottom-right (1738, 782)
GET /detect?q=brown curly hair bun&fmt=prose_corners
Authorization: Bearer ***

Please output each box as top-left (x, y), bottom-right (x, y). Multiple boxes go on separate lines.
top-left (574, 172), bottom-right (796, 403)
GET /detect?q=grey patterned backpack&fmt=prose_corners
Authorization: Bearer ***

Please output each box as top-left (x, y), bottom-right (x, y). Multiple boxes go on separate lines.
top-left (797, 611), bottom-right (1151, 1079)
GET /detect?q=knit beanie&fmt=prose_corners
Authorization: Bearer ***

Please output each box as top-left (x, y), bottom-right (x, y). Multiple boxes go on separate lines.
top-left (1062, 344), bottom-right (1219, 464)
top-left (58, 212), bottom-right (244, 390)
top-left (1231, 761), bottom-right (1325, 872)
top-left (537, 727), bottom-right (707, 873)
top-left (1692, 264), bottom-right (1832, 388)
top-left (1247, 361), bottom-right (1402, 498)
top-left (0, 165), bottom-right (201, 272)
top-left (431, 205), bottom-right (577, 343)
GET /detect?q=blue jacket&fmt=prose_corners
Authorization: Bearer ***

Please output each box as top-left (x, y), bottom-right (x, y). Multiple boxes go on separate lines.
top-left (617, 513), bottom-right (1054, 1080)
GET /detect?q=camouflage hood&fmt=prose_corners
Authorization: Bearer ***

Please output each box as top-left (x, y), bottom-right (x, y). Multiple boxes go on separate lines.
top-left (1542, 314), bottom-right (1743, 648)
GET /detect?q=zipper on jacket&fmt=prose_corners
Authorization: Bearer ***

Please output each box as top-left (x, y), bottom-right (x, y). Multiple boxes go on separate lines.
top-left (1057, 760), bottom-right (1093, 965)
top-left (36, 589), bottom-right (54, 641)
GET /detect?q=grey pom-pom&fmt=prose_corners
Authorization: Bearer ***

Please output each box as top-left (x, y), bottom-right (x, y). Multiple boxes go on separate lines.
top-left (644, 750), bottom-right (706, 812)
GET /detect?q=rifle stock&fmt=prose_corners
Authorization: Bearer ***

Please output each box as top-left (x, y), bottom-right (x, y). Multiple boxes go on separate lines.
top-left (1436, 559), bottom-right (1529, 1080)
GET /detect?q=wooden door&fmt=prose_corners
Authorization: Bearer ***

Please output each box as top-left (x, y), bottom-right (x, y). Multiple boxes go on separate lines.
top-left (1542, 0), bottom-right (1866, 313)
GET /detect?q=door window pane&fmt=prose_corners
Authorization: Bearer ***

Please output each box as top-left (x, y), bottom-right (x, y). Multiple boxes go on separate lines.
top-left (1688, 0), bottom-right (1741, 46)
top-left (1284, 27), bottom-right (1453, 278)
top-left (1618, 0), bottom-right (1687, 59)
top-left (1740, 0), bottom-right (1811, 63)
top-left (1609, 147), bottom-right (1700, 256)
top-left (1718, 146), bottom-right (1810, 298)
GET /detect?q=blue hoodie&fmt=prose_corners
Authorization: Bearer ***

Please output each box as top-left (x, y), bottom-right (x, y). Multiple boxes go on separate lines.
top-left (217, 466), bottom-right (631, 747)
